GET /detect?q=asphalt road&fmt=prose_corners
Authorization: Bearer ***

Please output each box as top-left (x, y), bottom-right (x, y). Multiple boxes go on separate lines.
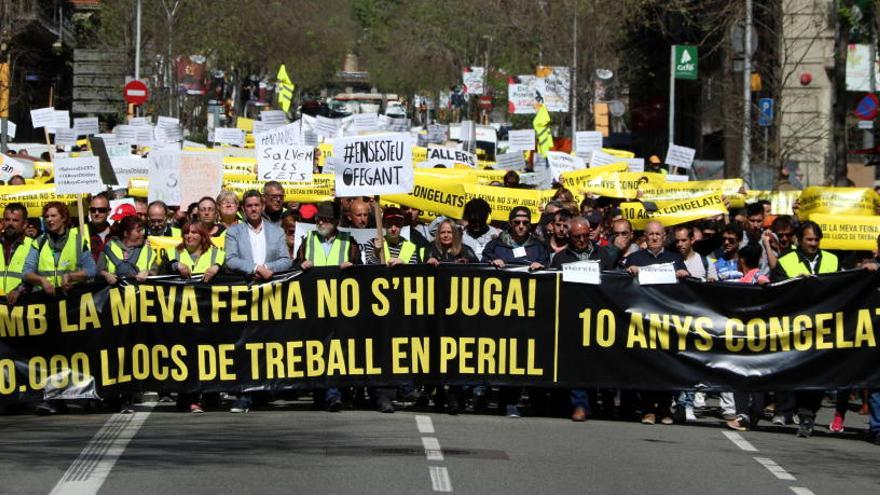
top-left (2, 394), bottom-right (878, 494)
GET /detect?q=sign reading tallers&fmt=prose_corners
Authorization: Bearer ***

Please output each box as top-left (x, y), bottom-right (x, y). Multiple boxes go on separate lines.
top-left (334, 134), bottom-right (414, 196)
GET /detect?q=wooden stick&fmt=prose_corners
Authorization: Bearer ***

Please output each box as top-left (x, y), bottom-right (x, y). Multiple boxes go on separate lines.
top-left (373, 195), bottom-right (385, 264)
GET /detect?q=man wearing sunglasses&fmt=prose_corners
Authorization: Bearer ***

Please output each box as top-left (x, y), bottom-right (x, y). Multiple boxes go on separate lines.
top-left (87, 193), bottom-right (112, 262)
top-left (481, 206), bottom-right (549, 271)
top-left (710, 224), bottom-right (745, 282)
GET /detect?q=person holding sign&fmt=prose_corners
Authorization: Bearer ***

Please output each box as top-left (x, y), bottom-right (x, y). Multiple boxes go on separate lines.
top-left (97, 215), bottom-right (159, 286)
top-left (365, 207), bottom-right (423, 266)
top-left (168, 222), bottom-right (225, 283)
top-left (298, 202), bottom-right (361, 271)
top-left (0, 203), bottom-right (33, 306)
top-left (23, 202), bottom-right (97, 297)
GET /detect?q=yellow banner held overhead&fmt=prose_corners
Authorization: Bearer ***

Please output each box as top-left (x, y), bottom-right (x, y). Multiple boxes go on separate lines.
top-left (796, 187), bottom-right (879, 221)
top-left (746, 190), bottom-right (802, 216)
top-left (559, 162), bottom-right (629, 192)
top-left (414, 168), bottom-right (478, 184)
top-left (223, 174), bottom-right (335, 204)
top-left (578, 171), bottom-right (666, 199)
top-left (601, 148), bottom-right (635, 159)
top-left (317, 143), bottom-right (333, 167)
top-left (384, 174), bottom-right (468, 220)
top-left (0, 184), bottom-right (82, 217)
top-left (463, 183), bottom-right (556, 223)
top-left (620, 193), bottom-right (727, 231)
top-left (641, 178), bottom-right (746, 206)
top-left (812, 214), bottom-right (880, 251)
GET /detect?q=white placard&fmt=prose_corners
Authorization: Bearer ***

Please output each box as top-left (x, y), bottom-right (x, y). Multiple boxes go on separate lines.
top-left (95, 132), bottom-right (119, 145)
top-left (30, 107), bottom-right (55, 129)
top-left (0, 154), bottom-right (32, 181)
top-left (214, 127), bottom-right (245, 147)
top-left (128, 117), bottom-right (149, 127)
top-left (110, 155), bottom-right (149, 187)
top-left (589, 150), bottom-right (621, 167)
top-left (257, 143), bottom-right (314, 182)
top-left (353, 113), bottom-right (379, 134)
top-left (626, 158), bottom-right (645, 172)
top-left (334, 133), bottom-right (414, 196)
top-left (547, 151), bottom-right (585, 182)
top-left (155, 125), bottom-right (183, 143)
top-left (135, 125), bottom-right (155, 146)
top-left (148, 150), bottom-right (182, 205)
top-left (4, 120), bottom-right (15, 139)
top-left (49, 110), bottom-right (70, 132)
top-left (425, 145), bottom-right (477, 168)
top-left (115, 125), bottom-right (137, 145)
top-left (54, 156), bottom-right (103, 194)
top-left (73, 117), bottom-right (100, 136)
top-left (562, 260), bottom-right (601, 285)
top-left (180, 151), bottom-right (223, 207)
top-left (315, 116), bottom-right (340, 139)
top-left (507, 129), bottom-right (535, 152)
top-left (254, 122), bottom-right (301, 148)
top-left (665, 174), bottom-right (689, 182)
top-left (638, 263), bottom-right (678, 285)
top-left (462, 66), bottom-right (485, 95)
top-left (260, 110), bottom-right (287, 128)
top-left (157, 116), bottom-right (180, 129)
top-left (494, 152), bottom-right (526, 171)
top-left (575, 131), bottom-right (603, 157)
top-left (665, 143), bottom-right (696, 170)
top-left (182, 140), bottom-right (207, 149)
top-left (54, 128), bottom-right (78, 146)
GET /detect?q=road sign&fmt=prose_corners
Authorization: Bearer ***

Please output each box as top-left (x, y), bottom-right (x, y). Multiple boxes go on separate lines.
top-left (854, 94), bottom-right (879, 121)
top-left (123, 80), bottom-right (149, 106)
top-left (758, 98), bottom-right (774, 126)
top-left (673, 45), bottom-right (698, 80)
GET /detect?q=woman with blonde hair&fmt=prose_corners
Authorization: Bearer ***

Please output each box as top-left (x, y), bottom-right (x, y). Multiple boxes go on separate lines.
top-left (425, 219), bottom-right (478, 265)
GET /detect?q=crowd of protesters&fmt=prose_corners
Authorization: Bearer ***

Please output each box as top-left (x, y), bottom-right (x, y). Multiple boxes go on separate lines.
top-left (1, 174), bottom-right (879, 445)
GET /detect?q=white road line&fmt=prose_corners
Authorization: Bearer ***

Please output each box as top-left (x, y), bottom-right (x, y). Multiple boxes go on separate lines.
top-left (753, 457), bottom-right (797, 481)
top-left (722, 431), bottom-right (758, 452)
top-left (49, 402), bottom-right (156, 495)
top-left (416, 415), bottom-right (435, 434)
top-left (422, 437), bottom-right (444, 461)
top-left (428, 466), bottom-right (453, 492)
top-left (790, 487), bottom-right (815, 495)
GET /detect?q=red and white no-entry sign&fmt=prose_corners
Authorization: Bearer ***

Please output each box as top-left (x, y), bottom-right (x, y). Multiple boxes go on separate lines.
top-left (123, 80), bottom-right (149, 105)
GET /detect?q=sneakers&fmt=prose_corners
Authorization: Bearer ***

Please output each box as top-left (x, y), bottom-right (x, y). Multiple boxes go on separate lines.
top-left (771, 414), bottom-right (785, 426)
top-left (727, 416), bottom-right (749, 431)
top-left (796, 417), bottom-right (814, 438)
top-left (685, 406), bottom-right (697, 423)
top-left (571, 407), bottom-right (587, 422)
top-left (505, 405), bottom-right (521, 418)
top-left (119, 402), bottom-right (135, 414)
top-left (189, 403), bottom-right (204, 414)
top-left (693, 392), bottom-right (706, 409)
top-left (325, 396), bottom-right (342, 412)
top-left (829, 411), bottom-right (845, 433)
top-left (35, 401), bottom-right (57, 415)
top-left (641, 413), bottom-right (656, 425)
top-left (229, 397), bottom-right (251, 414)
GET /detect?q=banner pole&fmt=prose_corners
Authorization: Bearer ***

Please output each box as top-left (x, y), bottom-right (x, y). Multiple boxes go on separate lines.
top-left (374, 195), bottom-right (385, 264)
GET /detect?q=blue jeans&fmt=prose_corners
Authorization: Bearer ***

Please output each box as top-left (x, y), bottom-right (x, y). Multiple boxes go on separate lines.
top-left (677, 391), bottom-right (695, 408)
top-left (326, 387), bottom-right (341, 401)
top-left (570, 389), bottom-right (590, 411)
top-left (870, 390), bottom-right (880, 433)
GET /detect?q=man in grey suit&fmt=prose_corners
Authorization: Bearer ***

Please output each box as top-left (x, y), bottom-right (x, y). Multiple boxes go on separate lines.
top-left (224, 189), bottom-right (293, 413)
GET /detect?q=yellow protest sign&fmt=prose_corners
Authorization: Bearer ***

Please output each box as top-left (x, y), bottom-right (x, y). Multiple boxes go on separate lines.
top-left (0, 184), bottom-right (81, 217)
top-left (471, 169), bottom-right (509, 185)
top-left (222, 170), bottom-right (257, 183)
top-left (641, 179), bottom-right (745, 206)
top-left (384, 174), bottom-right (467, 219)
top-left (578, 171), bottom-right (666, 199)
top-left (746, 190), bottom-right (802, 215)
top-left (558, 162), bottom-right (629, 192)
top-left (317, 143), bottom-right (334, 167)
top-left (223, 174), bottom-right (335, 203)
top-left (463, 184), bottom-right (555, 223)
top-left (413, 146), bottom-right (427, 164)
top-left (236, 117), bottom-right (255, 132)
top-left (796, 187), bottom-right (879, 221)
top-left (128, 177), bottom-right (148, 197)
top-left (620, 193), bottom-right (727, 230)
top-left (601, 148), bottom-right (635, 159)
top-left (148, 236), bottom-right (225, 256)
top-left (812, 214), bottom-right (880, 251)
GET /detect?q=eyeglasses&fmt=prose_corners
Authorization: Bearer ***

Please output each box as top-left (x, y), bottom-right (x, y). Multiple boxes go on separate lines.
top-left (89, 207), bottom-right (109, 214)
top-left (722, 237), bottom-right (738, 244)
top-left (511, 220), bottom-right (530, 226)
top-left (776, 231), bottom-right (793, 238)
top-left (570, 233), bottom-right (590, 240)
top-left (266, 194), bottom-right (284, 201)
top-left (148, 218), bottom-right (166, 224)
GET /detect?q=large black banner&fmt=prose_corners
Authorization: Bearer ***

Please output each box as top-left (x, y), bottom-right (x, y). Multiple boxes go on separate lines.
top-left (1, 265), bottom-right (879, 403)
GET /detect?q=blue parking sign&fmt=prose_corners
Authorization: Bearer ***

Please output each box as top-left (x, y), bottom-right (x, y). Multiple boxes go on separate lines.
top-left (758, 98), bottom-right (773, 127)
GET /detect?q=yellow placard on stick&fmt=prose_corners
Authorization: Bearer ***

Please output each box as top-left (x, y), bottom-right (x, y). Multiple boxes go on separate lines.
top-left (797, 187), bottom-right (879, 221)
top-left (463, 183), bottom-right (555, 223)
top-left (621, 193), bottom-right (728, 230)
top-left (0, 184), bottom-right (82, 217)
top-left (812, 214), bottom-right (880, 251)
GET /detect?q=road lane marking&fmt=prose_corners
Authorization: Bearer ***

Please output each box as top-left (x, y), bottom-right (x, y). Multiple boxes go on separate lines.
top-left (722, 431), bottom-right (758, 452)
top-left (790, 488), bottom-right (815, 495)
top-left (416, 415), bottom-right (435, 433)
top-left (422, 437), bottom-right (444, 461)
top-left (49, 402), bottom-right (155, 495)
top-left (429, 466), bottom-right (453, 492)
top-left (753, 457), bottom-right (797, 481)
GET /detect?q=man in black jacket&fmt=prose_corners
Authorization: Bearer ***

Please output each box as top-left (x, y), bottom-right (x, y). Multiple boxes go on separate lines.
top-left (550, 216), bottom-right (626, 270)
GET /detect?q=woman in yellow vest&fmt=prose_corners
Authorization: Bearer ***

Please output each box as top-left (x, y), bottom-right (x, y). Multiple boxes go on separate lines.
top-left (23, 201), bottom-right (97, 296)
top-left (98, 215), bottom-right (158, 285)
top-left (168, 221), bottom-right (224, 282)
